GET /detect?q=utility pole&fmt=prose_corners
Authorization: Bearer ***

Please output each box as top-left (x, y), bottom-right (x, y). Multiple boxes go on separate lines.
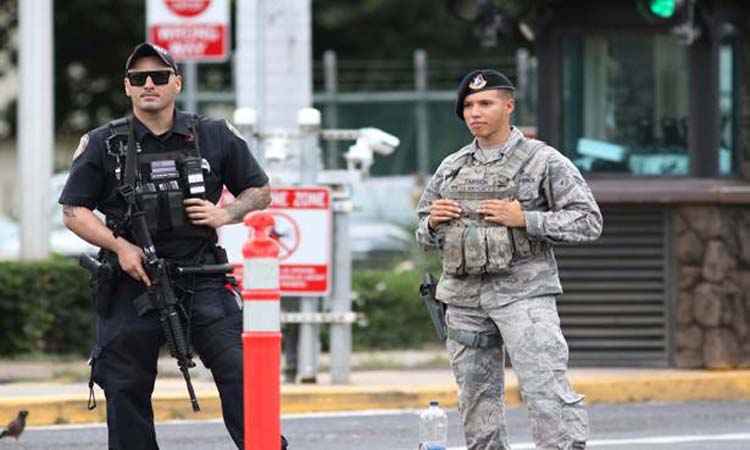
top-left (18, 0), bottom-right (53, 260)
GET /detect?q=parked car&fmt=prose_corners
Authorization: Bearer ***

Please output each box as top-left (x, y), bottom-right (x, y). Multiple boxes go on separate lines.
top-left (349, 175), bottom-right (417, 261)
top-left (0, 172), bottom-right (99, 260)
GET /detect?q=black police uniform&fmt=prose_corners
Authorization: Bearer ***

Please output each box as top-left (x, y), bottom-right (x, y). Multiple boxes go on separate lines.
top-left (59, 109), bottom-right (268, 450)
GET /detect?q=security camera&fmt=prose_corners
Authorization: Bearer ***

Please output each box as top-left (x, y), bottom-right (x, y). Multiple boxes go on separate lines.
top-left (265, 137), bottom-right (289, 163)
top-left (358, 128), bottom-right (400, 156)
top-left (233, 108), bottom-right (257, 127)
top-left (344, 138), bottom-right (374, 174)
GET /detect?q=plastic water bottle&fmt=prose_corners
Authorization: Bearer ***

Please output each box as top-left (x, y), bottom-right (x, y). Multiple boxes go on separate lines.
top-left (419, 400), bottom-right (447, 450)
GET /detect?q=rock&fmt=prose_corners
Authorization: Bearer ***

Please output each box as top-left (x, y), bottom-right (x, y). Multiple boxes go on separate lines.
top-left (675, 325), bottom-right (703, 351)
top-left (693, 283), bottom-right (722, 327)
top-left (721, 282), bottom-right (740, 327)
top-left (738, 215), bottom-right (750, 265)
top-left (678, 266), bottom-right (702, 291)
top-left (676, 230), bottom-right (704, 265)
top-left (731, 294), bottom-right (748, 340)
top-left (704, 328), bottom-right (741, 369)
top-left (681, 206), bottom-right (722, 240)
top-left (740, 342), bottom-right (750, 369)
top-left (674, 348), bottom-right (704, 368)
top-left (740, 271), bottom-right (750, 295)
top-left (674, 212), bottom-right (687, 235)
top-left (675, 290), bottom-right (694, 325)
top-left (702, 240), bottom-right (733, 283)
top-left (722, 210), bottom-right (741, 259)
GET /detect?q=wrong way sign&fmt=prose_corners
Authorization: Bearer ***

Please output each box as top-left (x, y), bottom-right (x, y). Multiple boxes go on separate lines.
top-left (219, 187), bottom-right (332, 296)
top-left (147, 0), bottom-right (229, 62)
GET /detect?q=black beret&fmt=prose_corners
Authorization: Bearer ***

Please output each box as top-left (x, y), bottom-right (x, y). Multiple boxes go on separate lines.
top-left (455, 69), bottom-right (515, 120)
top-left (125, 42), bottom-right (180, 75)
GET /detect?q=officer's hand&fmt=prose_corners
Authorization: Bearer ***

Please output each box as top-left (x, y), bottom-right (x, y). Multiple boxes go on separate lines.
top-left (477, 199), bottom-right (526, 227)
top-left (428, 199), bottom-right (462, 229)
top-left (184, 198), bottom-right (232, 229)
top-left (114, 239), bottom-right (151, 286)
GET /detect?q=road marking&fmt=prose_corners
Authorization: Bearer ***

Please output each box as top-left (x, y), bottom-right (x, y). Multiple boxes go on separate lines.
top-left (448, 432), bottom-right (750, 449)
top-left (25, 409), bottom-right (423, 431)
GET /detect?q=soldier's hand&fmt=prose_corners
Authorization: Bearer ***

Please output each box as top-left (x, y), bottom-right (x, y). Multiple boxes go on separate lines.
top-left (428, 199), bottom-right (462, 229)
top-left (477, 199), bottom-right (526, 227)
top-left (184, 198), bottom-right (232, 229)
top-left (114, 238), bottom-right (151, 286)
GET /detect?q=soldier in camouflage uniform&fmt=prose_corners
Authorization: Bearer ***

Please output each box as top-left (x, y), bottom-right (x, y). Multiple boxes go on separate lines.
top-left (415, 69), bottom-right (602, 450)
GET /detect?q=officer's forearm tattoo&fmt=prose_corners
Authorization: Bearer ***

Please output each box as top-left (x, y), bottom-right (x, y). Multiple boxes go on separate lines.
top-left (224, 184), bottom-right (272, 222)
top-left (62, 205), bottom-right (77, 218)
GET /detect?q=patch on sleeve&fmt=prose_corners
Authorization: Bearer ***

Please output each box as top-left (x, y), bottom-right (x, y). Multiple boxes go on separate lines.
top-left (224, 119), bottom-right (247, 142)
top-left (72, 134), bottom-right (90, 160)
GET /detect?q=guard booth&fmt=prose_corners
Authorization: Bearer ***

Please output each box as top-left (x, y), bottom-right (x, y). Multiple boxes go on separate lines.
top-left (466, 0), bottom-right (750, 368)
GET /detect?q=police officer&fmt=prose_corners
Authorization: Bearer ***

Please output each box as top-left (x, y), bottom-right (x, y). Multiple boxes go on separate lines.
top-left (416, 69), bottom-right (602, 450)
top-left (59, 43), bottom-right (284, 449)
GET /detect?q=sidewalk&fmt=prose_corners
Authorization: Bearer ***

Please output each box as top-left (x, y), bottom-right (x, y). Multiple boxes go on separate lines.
top-left (2, 351), bottom-right (750, 426)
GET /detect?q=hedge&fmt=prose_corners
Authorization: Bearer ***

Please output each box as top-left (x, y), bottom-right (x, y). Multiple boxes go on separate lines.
top-left (351, 245), bottom-right (443, 350)
top-left (0, 247), bottom-right (443, 357)
top-left (0, 258), bottom-right (94, 356)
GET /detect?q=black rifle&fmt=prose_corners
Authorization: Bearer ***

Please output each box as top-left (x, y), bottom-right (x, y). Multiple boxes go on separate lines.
top-left (129, 209), bottom-right (201, 412)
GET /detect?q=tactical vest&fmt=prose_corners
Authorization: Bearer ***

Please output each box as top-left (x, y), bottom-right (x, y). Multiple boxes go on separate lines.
top-left (438, 138), bottom-right (546, 276)
top-left (103, 115), bottom-right (212, 242)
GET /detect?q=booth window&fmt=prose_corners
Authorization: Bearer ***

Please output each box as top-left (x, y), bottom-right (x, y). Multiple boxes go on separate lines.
top-left (719, 37), bottom-right (737, 175)
top-left (562, 34), bottom-right (692, 175)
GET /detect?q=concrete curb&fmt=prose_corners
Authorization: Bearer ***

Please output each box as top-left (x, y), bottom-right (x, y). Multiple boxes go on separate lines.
top-left (3, 371), bottom-right (750, 426)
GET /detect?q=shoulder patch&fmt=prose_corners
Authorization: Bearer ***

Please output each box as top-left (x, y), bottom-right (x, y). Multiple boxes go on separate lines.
top-left (224, 119), bottom-right (246, 142)
top-left (72, 134), bottom-right (90, 160)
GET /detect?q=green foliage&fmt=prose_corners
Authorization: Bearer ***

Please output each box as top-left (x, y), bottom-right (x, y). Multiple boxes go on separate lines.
top-left (351, 239), bottom-right (443, 349)
top-left (0, 239), bottom-right (445, 357)
top-left (0, 258), bottom-right (94, 356)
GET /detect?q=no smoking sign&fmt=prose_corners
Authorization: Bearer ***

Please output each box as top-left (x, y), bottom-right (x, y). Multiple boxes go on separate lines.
top-left (219, 187), bottom-right (332, 296)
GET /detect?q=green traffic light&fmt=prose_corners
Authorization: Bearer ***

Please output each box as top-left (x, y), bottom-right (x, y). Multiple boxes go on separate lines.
top-left (649, 0), bottom-right (676, 18)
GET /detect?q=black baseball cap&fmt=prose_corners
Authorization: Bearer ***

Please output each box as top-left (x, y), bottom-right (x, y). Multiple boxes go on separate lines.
top-left (125, 42), bottom-right (179, 74)
top-left (455, 69), bottom-right (515, 120)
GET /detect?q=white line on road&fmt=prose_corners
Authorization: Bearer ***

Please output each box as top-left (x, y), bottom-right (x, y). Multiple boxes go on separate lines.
top-left (448, 432), bottom-right (750, 449)
top-left (26, 409), bottom-right (423, 431)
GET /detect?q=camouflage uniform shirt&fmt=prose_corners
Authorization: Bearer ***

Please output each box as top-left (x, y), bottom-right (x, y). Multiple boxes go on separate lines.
top-left (416, 127), bottom-right (603, 308)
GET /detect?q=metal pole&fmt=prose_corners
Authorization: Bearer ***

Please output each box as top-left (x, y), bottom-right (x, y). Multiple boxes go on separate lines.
top-left (329, 187), bottom-right (352, 384)
top-left (184, 61), bottom-right (198, 113)
top-left (414, 50), bottom-right (430, 176)
top-left (324, 50), bottom-right (339, 169)
top-left (297, 109), bottom-right (321, 383)
top-left (516, 48), bottom-right (530, 124)
top-left (255, 0), bottom-right (267, 132)
top-left (18, 0), bottom-right (53, 260)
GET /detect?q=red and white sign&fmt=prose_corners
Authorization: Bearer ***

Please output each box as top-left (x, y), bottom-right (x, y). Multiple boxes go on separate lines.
top-left (220, 187), bottom-right (332, 296)
top-left (147, 0), bottom-right (229, 62)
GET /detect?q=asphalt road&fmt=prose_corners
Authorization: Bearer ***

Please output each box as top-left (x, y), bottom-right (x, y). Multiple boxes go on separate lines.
top-left (11, 401), bottom-right (750, 449)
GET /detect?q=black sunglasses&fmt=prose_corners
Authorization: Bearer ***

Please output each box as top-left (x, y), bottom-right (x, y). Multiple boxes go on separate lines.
top-left (127, 70), bottom-right (174, 86)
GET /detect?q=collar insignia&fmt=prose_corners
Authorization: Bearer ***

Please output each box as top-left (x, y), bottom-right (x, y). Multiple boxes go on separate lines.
top-left (468, 74), bottom-right (487, 90)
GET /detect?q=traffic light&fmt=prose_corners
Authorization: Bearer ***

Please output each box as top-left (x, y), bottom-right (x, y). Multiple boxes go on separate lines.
top-left (637, 0), bottom-right (688, 23)
top-left (445, 0), bottom-right (535, 46)
top-left (637, 0), bottom-right (701, 44)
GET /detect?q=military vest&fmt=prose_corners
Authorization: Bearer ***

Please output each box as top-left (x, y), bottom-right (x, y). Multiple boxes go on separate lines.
top-left (438, 138), bottom-right (546, 276)
top-left (103, 116), bottom-right (212, 243)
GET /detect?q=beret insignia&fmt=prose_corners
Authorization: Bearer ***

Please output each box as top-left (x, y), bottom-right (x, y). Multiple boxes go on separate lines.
top-left (468, 74), bottom-right (487, 90)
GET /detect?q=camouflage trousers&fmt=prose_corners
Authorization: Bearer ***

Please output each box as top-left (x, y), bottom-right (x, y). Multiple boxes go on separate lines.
top-left (446, 296), bottom-right (588, 450)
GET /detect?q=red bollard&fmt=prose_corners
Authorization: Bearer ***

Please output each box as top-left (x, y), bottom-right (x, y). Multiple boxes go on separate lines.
top-left (242, 211), bottom-right (281, 450)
